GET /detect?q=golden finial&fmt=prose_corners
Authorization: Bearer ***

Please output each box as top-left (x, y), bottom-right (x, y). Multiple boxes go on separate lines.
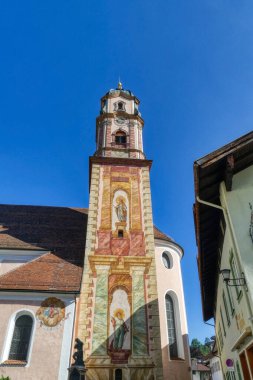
top-left (117, 78), bottom-right (123, 90)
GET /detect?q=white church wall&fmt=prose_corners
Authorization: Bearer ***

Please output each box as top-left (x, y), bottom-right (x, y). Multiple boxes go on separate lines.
top-left (154, 239), bottom-right (191, 379)
top-left (0, 292), bottom-right (75, 380)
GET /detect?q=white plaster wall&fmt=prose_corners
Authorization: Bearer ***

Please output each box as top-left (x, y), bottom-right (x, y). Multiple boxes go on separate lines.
top-left (0, 293), bottom-right (75, 380)
top-left (221, 165), bottom-right (253, 303)
top-left (209, 356), bottom-right (223, 380)
top-left (155, 239), bottom-right (191, 379)
top-left (215, 226), bottom-right (249, 373)
top-left (215, 178), bottom-right (253, 378)
top-left (192, 371), bottom-right (201, 380)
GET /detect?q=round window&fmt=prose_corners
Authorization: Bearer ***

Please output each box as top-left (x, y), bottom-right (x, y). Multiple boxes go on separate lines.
top-left (162, 251), bottom-right (171, 269)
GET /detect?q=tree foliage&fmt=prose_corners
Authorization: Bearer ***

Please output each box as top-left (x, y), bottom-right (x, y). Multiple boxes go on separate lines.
top-left (190, 337), bottom-right (213, 359)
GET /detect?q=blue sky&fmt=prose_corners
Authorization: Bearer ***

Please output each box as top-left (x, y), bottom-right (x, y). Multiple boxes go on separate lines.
top-left (1, 0), bottom-right (253, 342)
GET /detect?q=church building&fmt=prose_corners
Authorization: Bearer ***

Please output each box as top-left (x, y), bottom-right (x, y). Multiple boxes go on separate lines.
top-left (0, 83), bottom-right (191, 380)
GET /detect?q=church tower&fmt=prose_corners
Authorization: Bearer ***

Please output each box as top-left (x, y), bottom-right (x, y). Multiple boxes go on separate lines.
top-left (77, 83), bottom-right (164, 380)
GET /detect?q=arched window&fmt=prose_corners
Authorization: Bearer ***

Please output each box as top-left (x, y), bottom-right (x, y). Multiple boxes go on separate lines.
top-left (118, 102), bottom-right (123, 110)
top-left (115, 368), bottom-right (122, 380)
top-left (9, 315), bottom-right (33, 361)
top-left (165, 294), bottom-right (178, 359)
top-left (113, 101), bottom-right (125, 112)
top-left (162, 251), bottom-right (171, 269)
top-left (115, 131), bottom-right (126, 145)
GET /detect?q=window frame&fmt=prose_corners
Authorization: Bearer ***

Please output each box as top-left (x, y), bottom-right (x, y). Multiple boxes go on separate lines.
top-left (220, 307), bottom-right (226, 337)
top-left (1, 309), bottom-right (36, 366)
top-left (164, 290), bottom-right (184, 360)
top-left (229, 251), bottom-right (242, 301)
top-left (115, 368), bottom-right (122, 380)
top-left (222, 291), bottom-right (231, 326)
top-left (115, 131), bottom-right (127, 145)
top-left (162, 251), bottom-right (172, 269)
top-left (113, 101), bottom-right (126, 112)
top-left (161, 250), bottom-right (173, 270)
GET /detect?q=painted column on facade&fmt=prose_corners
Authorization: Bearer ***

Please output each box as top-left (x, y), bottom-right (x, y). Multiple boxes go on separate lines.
top-left (92, 265), bottom-right (110, 355)
top-left (131, 266), bottom-right (148, 356)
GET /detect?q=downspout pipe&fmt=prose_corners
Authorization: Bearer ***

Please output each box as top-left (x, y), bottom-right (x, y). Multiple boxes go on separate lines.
top-left (196, 195), bottom-right (253, 327)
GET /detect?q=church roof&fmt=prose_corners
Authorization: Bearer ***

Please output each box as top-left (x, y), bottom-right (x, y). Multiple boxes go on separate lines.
top-left (153, 226), bottom-right (173, 242)
top-left (0, 252), bottom-right (82, 292)
top-left (0, 204), bottom-right (88, 292)
top-left (0, 204), bottom-right (175, 292)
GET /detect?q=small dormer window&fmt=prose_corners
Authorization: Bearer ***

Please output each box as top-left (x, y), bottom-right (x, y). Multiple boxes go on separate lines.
top-left (113, 101), bottom-right (126, 112)
top-left (115, 131), bottom-right (126, 145)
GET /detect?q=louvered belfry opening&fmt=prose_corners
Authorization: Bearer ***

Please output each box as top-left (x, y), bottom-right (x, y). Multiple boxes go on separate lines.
top-left (165, 294), bottom-right (178, 359)
top-left (9, 315), bottom-right (33, 361)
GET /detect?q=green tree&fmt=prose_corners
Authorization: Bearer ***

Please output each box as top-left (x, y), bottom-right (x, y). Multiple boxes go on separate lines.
top-left (190, 337), bottom-right (212, 359)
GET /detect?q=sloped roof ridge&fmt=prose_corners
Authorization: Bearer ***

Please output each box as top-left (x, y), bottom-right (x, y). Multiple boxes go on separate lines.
top-left (0, 203), bottom-right (88, 212)
top-left (153, 225), bottom-right (174, 242)
top-left (195, 130), bottom-right (253, 166)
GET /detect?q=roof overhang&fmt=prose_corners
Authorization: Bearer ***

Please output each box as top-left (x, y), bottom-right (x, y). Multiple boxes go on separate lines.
top-left (193, 131), bottom-right (253, 321)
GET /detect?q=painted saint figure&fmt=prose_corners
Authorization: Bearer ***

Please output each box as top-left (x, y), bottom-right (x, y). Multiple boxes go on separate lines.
top-left (111, 308), bottom-right (129, 350)
top-left (115, 197), bottom-right (127, 222)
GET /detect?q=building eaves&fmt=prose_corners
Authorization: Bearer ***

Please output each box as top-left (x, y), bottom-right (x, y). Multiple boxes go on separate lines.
top-left (193, 131), bottom-right (253, 321)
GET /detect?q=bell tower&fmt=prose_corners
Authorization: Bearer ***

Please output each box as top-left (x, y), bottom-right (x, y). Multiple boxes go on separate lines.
top-left (77, 83), bottom-right (163, 380)
top-left (95, 82), bottom-right (144, 159)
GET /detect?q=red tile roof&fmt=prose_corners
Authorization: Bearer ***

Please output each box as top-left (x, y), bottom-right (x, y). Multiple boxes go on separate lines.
top-left (0, 205), bottom-right (88, 292)
top-left (196, 363), bottom-right (210, 372)
top-left (153, 226), bottom-right (173, 242)
top-left (0, 252), bottom-right (82, 292)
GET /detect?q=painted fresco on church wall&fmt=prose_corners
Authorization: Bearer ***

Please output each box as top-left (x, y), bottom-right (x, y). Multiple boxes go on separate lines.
top-left (109, 288), bottom-right (130, 351)
top-left (81, 162), bottom-right (163, 378)
top-left (112, 189), bottom-right (129, 234)
top-left (36, 297), bottom-right (66, 327)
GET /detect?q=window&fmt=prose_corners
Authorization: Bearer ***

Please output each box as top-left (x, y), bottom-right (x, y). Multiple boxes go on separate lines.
top-left (118, 230), bottom-right (124, 238)
top-left (114, 101), bottom-right (125, 112)
top-left (115, 368), bottom-right (122, 380)
top-left (226, 371), bottom-right (236, 380)
top-left (162, 251), bottom-right (171, 269)
top-left (220, 308), bottom-right (226, 336)
top-left (223, 291), bottom-right (230, 326)
top-left (9, 315), bottom-right (33, 361)
top-left (217, 324), bottom-right (223, 352)
top-left (230, 251), bottom-right (242, 300)
top-left (226, 284), bottom-right (235, 316)
top-left (236, 360), bottom-right (243, 380)
top-left (165, 294), bottom-right (178, 359)
top-left (115, 131), bottom-right (126, 145)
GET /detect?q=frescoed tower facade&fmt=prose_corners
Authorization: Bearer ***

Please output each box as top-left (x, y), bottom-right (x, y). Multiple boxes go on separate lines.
top-left (77, 83), bottom-right (163, 380)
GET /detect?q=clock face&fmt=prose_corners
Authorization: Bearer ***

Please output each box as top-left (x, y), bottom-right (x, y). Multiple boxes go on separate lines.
top-left (115, 117), bottom-right (127, 125)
